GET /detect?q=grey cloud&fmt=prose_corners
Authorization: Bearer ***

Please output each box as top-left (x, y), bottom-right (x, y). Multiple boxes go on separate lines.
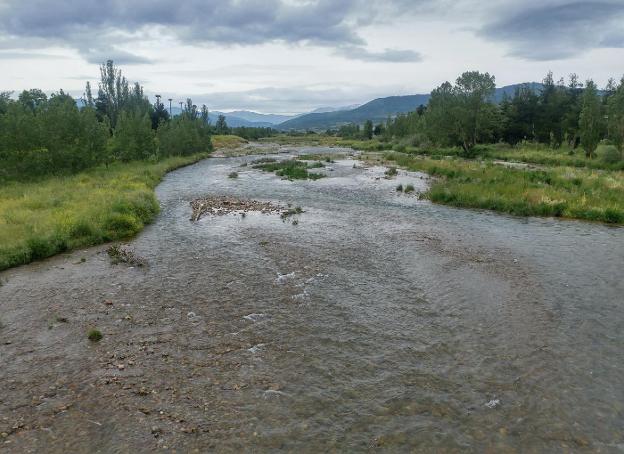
top-left (0, 0), bottom-right (419, 63)
top-left (480, 1), bottom-right (624, 60)
top-left (336, 46), bottom-right (423, 63)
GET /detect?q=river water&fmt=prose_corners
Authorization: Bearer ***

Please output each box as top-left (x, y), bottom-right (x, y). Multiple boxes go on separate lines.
top-left (1, 146), bottom-right (623, 452)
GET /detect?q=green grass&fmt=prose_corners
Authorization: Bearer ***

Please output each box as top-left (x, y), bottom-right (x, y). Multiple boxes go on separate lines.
top-left (88, 329), bottom-right (103, 342)
top-left (0, 153), bottom-right (209, 271)
top-left (252, 159), bottom-right (325, 180)
top-left (384, 152), bottom-right (624, 224)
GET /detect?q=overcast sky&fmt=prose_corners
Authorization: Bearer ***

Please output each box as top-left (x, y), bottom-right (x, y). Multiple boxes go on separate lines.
top-left (1, 0), bottom-right (623, 114)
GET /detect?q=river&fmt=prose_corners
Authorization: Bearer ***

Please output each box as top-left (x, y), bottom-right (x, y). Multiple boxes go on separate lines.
top-left (1, 146), bottom-right (623, 452)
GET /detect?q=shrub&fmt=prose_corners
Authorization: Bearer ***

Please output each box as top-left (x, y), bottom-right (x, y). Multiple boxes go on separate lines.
top-left (88, 329), bottom-right (103, 342)
top-left (599, 145), bottom-right (622, 164)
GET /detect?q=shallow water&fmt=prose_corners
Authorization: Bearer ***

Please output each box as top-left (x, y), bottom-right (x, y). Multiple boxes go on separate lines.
top-left (1, 146), bottom-right (623, 452)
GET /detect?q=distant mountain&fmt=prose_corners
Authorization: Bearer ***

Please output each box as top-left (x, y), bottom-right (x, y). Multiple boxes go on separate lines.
top-left (165, 108), bottom-right (275, 127)
top-left (309, 104), bottom-right (361, 114)
top-left (278, 94), bottom-right (430, 131)
top-left (224, 111), bottom-right (295, 125)
top-left (278, 83), bottom-right (543, 131)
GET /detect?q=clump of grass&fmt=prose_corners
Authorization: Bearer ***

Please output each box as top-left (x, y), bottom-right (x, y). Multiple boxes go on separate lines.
top-left (228, 172), bottom-right (239, 179)
top-left (281, 206), bottom-right (304, 219)
top-left (404, 184), bottom-right (415, 193)
top-left (253, 159), bottom-right (325, 181)
top-left (0, 153), bottom-right (209, 271)
top-left (385, 167), bottom-right (398, 178)
top-left (107, 244), bottom-right (147, 267)
top-left (396, 184), bottom-right (404, 192)
top-left (88, 329), bottom-right (103, 342)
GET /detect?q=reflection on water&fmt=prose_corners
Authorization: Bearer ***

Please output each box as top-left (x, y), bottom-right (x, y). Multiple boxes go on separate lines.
top-left (2, 147), bottom-right (623, 451)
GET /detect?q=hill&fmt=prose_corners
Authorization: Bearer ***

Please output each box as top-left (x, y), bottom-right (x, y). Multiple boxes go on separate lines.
top-left (278, 83), bottom-right (543, 131)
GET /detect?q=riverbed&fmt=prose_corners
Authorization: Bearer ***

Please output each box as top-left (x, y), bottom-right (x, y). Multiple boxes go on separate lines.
top-left (1, 146), bottom-right (623, 452)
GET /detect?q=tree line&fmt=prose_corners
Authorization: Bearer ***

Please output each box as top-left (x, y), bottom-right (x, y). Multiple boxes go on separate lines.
top-left (0, 60), bottom-right (214, 181)
top-left (345, 71), bottom-right (624, 161)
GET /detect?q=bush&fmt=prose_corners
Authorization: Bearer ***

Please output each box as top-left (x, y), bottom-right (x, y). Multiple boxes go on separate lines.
top-left (88, 329), bottom-right (103, 342)
top-left (599, 145), bottom-right (622, 164)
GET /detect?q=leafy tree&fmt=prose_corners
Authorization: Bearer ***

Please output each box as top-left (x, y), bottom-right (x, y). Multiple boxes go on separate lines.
top-left (363, 120), bottom-right (374, 139)
top-left (425, 72), bottom-right (497, 155)
top-left (579, 80), bottom-right (603, 158)
top-left (500, 85), bottom-right (539, 144)
top-left (151, 95), bottom-right (170, 129)
top-left (18, 89), bottom-right (47, 113)
top-left (84, 81), bottom-right (95, 108)
top-left (95, 60), bottom-right (151, 127)
top-left (112, 111), bottom-right (155, 161)
top-left (453, 71), bottom-right (497, 154)
top-left (373, 123), bottom-right (385, 136)
top-left (608, 77), bottom-right (624, 159)
top-left (215, 114), bottom-right (229, 134)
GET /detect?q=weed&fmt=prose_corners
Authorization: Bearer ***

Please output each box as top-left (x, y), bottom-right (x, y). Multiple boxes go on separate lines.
top-left (88, 329), bottom-right (103, 342)
top-left (385, 167), bottom-right (398, 178)
top-left (228, 172), bottom-right (239, 179)
top-left (404, 184), bottom-right (415, 193)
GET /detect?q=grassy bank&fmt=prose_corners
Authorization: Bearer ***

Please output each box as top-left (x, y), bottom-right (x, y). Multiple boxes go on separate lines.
top-left (381, 152), bottom-right (624, 224)
top-left (211, 135), bottom-right (248, 149)
top-left (0, 153), bottom-right (209, 271)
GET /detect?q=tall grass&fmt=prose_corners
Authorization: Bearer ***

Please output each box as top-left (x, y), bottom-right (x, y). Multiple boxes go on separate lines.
top-left (0, 153), bottom-right (209, 270)
top-left (385, 152), bottom-right (624, 224)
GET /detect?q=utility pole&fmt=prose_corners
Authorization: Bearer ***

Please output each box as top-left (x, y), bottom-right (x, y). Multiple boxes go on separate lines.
top-left (168, 98), bottom-right (173, 116)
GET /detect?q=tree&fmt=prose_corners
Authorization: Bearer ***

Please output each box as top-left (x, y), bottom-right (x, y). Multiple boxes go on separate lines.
top-left (151, 95), bottom-right (170, 129)
top-left (425, 71), bottom-right (497, 155)
top-left (608, 77), bottom-right (624, 159)
top-left (373, 123), bottom-right (384, 136)
top-left (112, 111), bottom-right (155, 161)
top-left (18, 89), bottom-right (47, 113)
top-left (363, 120), bottom-right (373, 139)
top-left (579, 80), bottom-right (603, 158)
top-left (84, 82), bottom-right (95, 108)
top-left (95, 60), bottom-right (151, 128)
top-left (215, 114), bottom-right (229, 134)
top-left (0, 91), bottom-right (11, 115)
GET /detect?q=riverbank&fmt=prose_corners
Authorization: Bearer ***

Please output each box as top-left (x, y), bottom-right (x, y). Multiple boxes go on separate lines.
top-left (0, 153), bottom-right (209, 271)
top-left (265, 135), bottom-right (624, 224)
top-left (380, 152), bottom-right (624, 223)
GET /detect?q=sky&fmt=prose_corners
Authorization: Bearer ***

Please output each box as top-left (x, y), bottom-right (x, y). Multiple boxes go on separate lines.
top-left (0, 0), bottom-right (623, 115)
